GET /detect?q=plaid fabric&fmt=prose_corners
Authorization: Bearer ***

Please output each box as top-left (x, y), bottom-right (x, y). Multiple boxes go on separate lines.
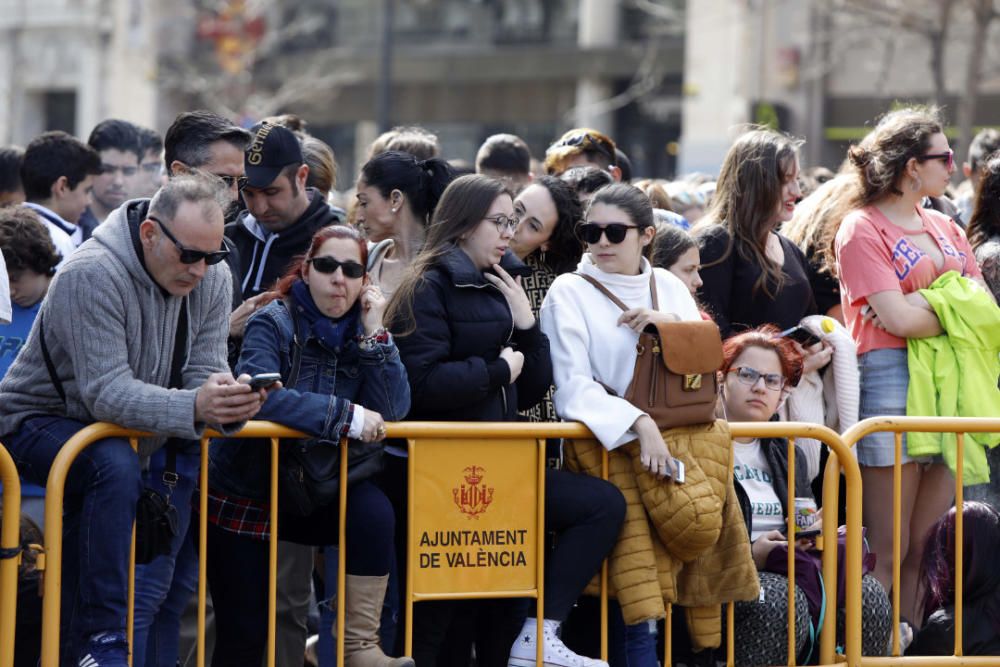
top-left (204, 487), bottom-right (271, 540)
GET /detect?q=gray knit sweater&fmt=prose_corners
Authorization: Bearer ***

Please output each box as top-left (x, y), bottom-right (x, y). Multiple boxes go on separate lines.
top-left (0, 200), bottom-right (237, 453)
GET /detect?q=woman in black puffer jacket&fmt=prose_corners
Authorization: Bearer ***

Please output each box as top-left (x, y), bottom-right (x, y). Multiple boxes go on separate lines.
top-left (386, 175), bottom-right (625, 667)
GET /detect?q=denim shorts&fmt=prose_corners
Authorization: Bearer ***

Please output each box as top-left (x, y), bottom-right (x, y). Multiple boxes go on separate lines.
top-left (856, 347), bottom-right (934, 467)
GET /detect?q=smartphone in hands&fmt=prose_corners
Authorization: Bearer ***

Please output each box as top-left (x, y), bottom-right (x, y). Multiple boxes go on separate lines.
top-left (777, 325), bottom-right (822, 348)
top-left (248, 372), bottom-right (282, 391)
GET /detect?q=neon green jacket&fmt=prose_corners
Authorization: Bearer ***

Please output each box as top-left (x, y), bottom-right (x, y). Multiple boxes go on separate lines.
top-left (906, 271), bottom-right (1000, 485)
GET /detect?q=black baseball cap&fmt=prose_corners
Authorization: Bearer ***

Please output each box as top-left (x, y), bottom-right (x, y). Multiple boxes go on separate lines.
top-left (244, 123), bottom-right (303, 188)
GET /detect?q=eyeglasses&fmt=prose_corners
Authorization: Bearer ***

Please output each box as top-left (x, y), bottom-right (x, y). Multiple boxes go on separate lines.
top-left (215, 174), bottom-right (249, 190)
top-left (484, 214), bottom-right (519, 234)
top-left (307, 256), bottom-right (365, 279)
top-left (140, 163), bottom-right (162, 175)
top-left (150, 216), bottom-right (231, 265)
top-left (101, 164), bottom-right (138, 177)
top-left (184, 164), bottom-right (248, 191)
top-left (728, 366), bottom-right (786, 391)
top-left (917, 150), bottom-right (954, 171)
top-left (552, 132), bottom-right (616, 163)
top-left (577, 222), bottom-right (639, 245)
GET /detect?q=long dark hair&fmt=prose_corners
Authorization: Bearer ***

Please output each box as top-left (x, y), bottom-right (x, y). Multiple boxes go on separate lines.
top-left (919, 502), bottom-right (1000, 631)
top-left (386, 174), bottom-right (510, 335)
top-left (694, 128), bottom-right (802, 298)
top-left (523, 175), bottom-right (583, 274)
top-left (359, 150), bottom-right (454, 224)
top-left (967, 155), bottom-right (1000, 250)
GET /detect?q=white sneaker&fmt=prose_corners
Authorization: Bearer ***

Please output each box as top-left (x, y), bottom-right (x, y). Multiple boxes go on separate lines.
top-left (507, 619), bottom-right (609, 667)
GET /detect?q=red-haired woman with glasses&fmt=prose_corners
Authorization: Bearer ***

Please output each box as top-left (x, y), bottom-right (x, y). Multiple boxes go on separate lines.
top-left (836, 107), bottom-right (987, 625)
top-left (719, 326), bottom-right (890, 665)
top-left (204, 224), bottom-right (414, 667)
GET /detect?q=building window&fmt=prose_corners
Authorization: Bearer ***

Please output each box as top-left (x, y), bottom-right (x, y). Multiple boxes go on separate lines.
top-left (44, 91), bottom-right (77, 135)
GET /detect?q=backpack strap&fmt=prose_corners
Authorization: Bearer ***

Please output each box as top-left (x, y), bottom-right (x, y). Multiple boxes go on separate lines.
top-left (38, 315), bottom-right (66, 403)
top-left (574, 272), bottom-right (660, 311)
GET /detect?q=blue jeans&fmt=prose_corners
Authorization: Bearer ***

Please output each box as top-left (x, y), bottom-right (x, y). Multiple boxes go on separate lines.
top-left (132, 446), bottom-right (200, 667)
top-left (3, 416), bottom-right (142, 664)
top-left (625, 619), bottom-right (658, 667)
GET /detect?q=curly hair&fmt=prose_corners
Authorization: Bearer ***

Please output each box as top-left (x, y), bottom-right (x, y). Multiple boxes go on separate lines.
top-left (846, 107), bottom-right (944, 208)
top-left (966, 155), bottom-right (1000, 250)
top-left (0, 206), bottom-right (61, 275)
top-left (519, 175), bottom-right (583, 275)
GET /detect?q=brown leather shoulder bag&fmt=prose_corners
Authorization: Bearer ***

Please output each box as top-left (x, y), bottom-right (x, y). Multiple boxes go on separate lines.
top-left (575, 272), bottom-right (723, 429)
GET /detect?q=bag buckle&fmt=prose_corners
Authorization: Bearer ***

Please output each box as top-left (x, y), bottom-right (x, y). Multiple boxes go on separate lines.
top-left (161, 471), bottom-right (179, 491)
top-left (683, 374), bottom-right (702, 391)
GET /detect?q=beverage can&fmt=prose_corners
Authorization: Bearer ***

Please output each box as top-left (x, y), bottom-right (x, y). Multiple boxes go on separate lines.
top-left (793, 497), bottom-right (818, 531)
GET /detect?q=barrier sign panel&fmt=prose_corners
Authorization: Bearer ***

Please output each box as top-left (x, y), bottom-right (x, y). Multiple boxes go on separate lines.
top-left (410, 437), bottom-right (540, 595)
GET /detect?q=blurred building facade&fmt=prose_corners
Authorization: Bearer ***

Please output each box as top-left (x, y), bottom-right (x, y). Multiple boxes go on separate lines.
top-left (0, 0), bottom-right (686, 184)
top-left (680, 0), bottom-right (1000, 175)
top-left (0, 0), bottom-right (158, 144)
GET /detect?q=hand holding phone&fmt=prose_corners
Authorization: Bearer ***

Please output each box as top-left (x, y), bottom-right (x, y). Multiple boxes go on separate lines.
top-left (777, 325), bottom-right (821, 348)
top-left (247, 372), bottom-right (282, 391)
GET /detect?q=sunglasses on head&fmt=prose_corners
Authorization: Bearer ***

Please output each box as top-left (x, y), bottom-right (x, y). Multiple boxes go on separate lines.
top-left (307, 256), bottom-right (365, 279)
top-left (916, 149), bottom-right (954, 171)
top-left (150, 217), bottom-right (230, 265)
top-left (576, 222), bottom-right (639, 245)
top-left (554, 132), bottom-right (616, 163)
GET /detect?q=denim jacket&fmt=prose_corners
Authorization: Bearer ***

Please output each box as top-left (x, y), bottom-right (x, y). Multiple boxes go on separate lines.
top-left (209, 297), bottom-right (411, 501)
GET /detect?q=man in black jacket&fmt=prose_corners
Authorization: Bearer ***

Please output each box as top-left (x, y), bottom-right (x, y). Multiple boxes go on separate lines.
top-left (226, 122), bottom-right (343, 299)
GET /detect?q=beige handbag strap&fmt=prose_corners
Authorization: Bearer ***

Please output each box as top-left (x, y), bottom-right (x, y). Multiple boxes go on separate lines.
top-left (574, 272), bottom-right (659, 311)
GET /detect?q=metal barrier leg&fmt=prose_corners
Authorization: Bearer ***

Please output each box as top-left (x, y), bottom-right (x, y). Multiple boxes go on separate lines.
top-left (404, 439), bottom-right (415, 658)
top-left (0, 444), bottom-right (22, 667)
top-left (197, 437), bottom-right (209, 667)
top-left (787, 437), bottom-right (798, 667)
top-left (267, 438), bottom-right (280, 667)
top-left (536, 439), bottom-right (545, 667)
top-left (337, 439), bottom-right (348, 667)
top-left (954, 432), bottom-right (964, 658)
top-left (600, 446), bottom-right (609, 663)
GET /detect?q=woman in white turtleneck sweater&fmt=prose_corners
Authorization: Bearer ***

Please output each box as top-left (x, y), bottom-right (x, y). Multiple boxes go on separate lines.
top-left (539, 183), bottom-right (700, 666)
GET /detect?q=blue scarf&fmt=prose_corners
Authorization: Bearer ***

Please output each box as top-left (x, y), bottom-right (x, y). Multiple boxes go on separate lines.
top-left (290, 280), bottom-right (360, 351)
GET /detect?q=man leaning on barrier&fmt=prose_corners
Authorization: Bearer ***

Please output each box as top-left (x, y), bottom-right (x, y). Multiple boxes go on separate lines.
top-left (0, 176), bottom-right (272, 667)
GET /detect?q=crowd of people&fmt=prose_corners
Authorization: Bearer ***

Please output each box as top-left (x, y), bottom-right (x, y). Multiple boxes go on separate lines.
top-left (0, 105), bottom-right (998, 667)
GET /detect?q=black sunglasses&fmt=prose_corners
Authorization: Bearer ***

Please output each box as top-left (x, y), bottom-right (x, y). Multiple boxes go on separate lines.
top-left (217, 174), bottom-right (249, 190)
top-left (577, 222), bottom-right (640, 245)
top-left (307, 256), bottom-right (365, 279)
top-left (916, 150), bottom-right (954, 171)
top-left (150, 217), bottom-right (230, 265)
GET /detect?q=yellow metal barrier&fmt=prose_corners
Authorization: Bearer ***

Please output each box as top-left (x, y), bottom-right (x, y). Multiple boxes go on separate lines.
top-left (34, 420), bottom-right (864, 667)
top-left (0, 442), bottom-right (22, 667)
top-left (839, 417), bottom-right (1000, 667)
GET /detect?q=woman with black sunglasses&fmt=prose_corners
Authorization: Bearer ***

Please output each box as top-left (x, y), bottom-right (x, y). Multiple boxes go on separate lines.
top-left (836, 107), bottom-right (987, 627)
top-left (204, 224), bottom-right (415, 667)
top-left (386, 174), bottom-right (625, 667)
top-left (539, 183), bottom-right (701, 665)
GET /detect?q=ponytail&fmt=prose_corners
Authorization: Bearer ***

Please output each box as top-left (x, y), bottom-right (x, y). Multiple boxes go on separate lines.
top-left (360, 151), bottom-right (456, 225)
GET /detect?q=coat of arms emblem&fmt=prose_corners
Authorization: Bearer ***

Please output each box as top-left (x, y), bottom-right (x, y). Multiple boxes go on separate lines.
top-left (452, 465), bottom-right (494, 519)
